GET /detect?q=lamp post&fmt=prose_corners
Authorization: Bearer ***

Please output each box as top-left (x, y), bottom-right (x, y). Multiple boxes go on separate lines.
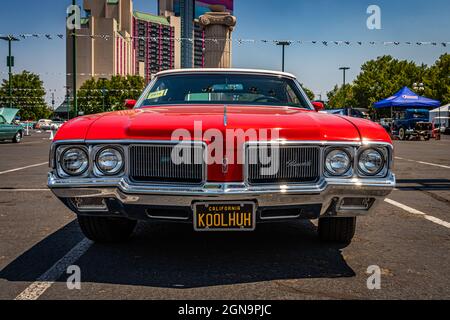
top-left (339, 67), bottom-right (350, 109)
top-left (64, 86), bottom-right (71, 121)
top-left (0, 36), bottom-right (20, 108)
top-left (276, 41), bottom-right (291, 72)
top-left (99, 78), bottom-right (108, 112)
top-left (72, 0), bottom-right (78, 118)
top-left (413, 82), bottom-right (437, 129)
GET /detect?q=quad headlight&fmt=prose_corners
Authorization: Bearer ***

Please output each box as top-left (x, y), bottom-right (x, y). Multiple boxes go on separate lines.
top-left (358, 148), bottom-right (385, 176)
top-left (60, 147), bottom-right (89, 176)
top-left (325, 149), bottom-right (352, 176)
top-left (95, 147), bottom-right (124, 175)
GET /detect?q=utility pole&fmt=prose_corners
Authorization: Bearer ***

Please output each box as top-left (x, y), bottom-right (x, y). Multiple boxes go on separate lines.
top-left (51, 91), bottom-right (55, 110)
top-left (339, 67), bottom-right (350, 108)
top-left (72, 0), bottom-right (78, 118)
top-left (64, 86), bottom-right (70, 121)
top-left (276, 41), bottom-right (291, 72)
top-left (100, 78), bottom-right (107, 112)
top-left (1, 36), bottom-right (19, 108)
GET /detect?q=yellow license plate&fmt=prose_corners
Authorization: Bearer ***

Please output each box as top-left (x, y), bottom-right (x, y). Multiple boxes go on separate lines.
top-left (194, 202), bottom-right (256, 232)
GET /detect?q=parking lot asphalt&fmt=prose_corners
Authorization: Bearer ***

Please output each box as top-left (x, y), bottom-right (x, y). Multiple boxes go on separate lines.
top-left (0, 131), bottom-right (449, 300)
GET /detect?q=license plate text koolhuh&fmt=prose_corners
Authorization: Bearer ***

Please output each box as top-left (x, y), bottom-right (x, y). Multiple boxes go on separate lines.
top-left (197, 205), bottom-right (253, 229)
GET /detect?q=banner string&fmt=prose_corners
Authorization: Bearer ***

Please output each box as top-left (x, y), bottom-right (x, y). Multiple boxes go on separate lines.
top-left (0, 33), bottom-right (448, 47)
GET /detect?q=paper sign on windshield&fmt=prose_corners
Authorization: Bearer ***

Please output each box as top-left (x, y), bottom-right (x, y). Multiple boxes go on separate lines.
top-left (147, 89), bottom-right (168, 100)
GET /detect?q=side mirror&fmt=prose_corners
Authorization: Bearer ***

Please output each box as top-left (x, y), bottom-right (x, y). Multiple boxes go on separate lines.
top-left (124, 99), bottom-right (137, 110)
top-left (312, 101), bottom-right (325, 112)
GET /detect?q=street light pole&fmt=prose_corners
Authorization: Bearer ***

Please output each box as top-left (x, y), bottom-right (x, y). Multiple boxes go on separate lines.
top-left (72, 0), bottom-right (78, 118)
top-left (276, 41), bottom-right (291, 72)
top-left (339, 67), bottom-right (350, 109)
top-left (1, 36), bottom-right (19, 108)
top-left (99, 77), bottom-right (107, 112)
top-left (415, 82), bottom-right (439, 131)
top-left (64, 86), bottom-right (70, 121)
top-left (8, 39), bottom-right (12, 108)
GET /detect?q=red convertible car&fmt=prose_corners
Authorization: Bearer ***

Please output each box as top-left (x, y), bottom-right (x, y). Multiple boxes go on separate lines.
top-left (48, 69), bottom-right (395, 244)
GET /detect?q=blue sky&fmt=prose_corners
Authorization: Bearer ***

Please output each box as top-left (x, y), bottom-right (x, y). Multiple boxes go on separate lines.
top-left (0, 0), bottom-right (449, 106)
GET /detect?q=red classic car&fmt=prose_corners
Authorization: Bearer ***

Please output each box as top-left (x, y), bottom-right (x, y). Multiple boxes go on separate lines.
top-left (48, 69), bottom-right (395, 244)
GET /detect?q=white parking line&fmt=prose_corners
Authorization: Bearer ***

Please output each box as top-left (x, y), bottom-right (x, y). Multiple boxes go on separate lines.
top-left (395, 157), bottom-right (450, 169)
top-left (14, 238), bottom-right (93, 300)
top-left (0, 189), bottom-right (50, 192)
top-left (385, 198), bottom-right (450, 229)
top-left (0, 162), bottom-right (48, 175)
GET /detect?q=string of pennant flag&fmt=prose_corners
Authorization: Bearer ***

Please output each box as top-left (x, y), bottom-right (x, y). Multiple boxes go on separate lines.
top-left (0, 87), bottom-right (143, 92)
top-left (1, 33), bottom-right (449, 47)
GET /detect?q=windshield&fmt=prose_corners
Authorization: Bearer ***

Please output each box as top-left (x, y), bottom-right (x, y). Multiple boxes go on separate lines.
top-left (411, 112), bottom-right (428, 119)
top-left (136, 74), bottom-right (312, 109)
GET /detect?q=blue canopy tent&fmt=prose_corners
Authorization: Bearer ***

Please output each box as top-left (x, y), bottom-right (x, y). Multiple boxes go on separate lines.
top-left (374, 87), bottom-right (441, 109)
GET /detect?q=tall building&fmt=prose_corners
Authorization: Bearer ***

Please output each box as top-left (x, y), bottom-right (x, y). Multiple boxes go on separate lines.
top-left (67, 0), bottom-right (135, 91)
top-left (67, 0), bottom-right (180, 90)
top-left (159, 0), bottom-right (194, 68)
top-left (158, 0), bottom-right (233, 68)
top-left (193, 21), bottom-right (205, 68)
top-left (133, 11), bottom-right (181, 82)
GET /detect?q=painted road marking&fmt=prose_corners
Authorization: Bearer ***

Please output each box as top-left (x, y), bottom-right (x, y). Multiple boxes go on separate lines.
top-left (395, 157), bottom-right (450, 169)
top-left (14, 238), bottom-right (93, 300)
top-left (0, 141), bottom-right (44, 146)
top-left (0, 189), bottom-right (50, 192)
top-left (385, 198), bottom-right (450, 229)
top-left (0, 162), bottom-right (48, 175)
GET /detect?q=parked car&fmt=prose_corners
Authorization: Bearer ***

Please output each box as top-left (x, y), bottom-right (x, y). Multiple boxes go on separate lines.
top-left (0, 108), bottom-right (24, 143)
top-left (432, 117), bottom-right (450, 134)
top-left (48, 69), bottom-right (395, 244)
top-left (40, 121), bottom-right (64, 131)
top-left (20, 121), bottom-right (36, 130)
top-left (321, 108), bottom-right (367, 119)
top-left (392, 109), bottom-right (433, 140)
top-left (379, 118), bottom-right (393, 135)
top-left (35, 119), bottom-right (52, 130)
top-left (50, 121), bottom-right (66, 131)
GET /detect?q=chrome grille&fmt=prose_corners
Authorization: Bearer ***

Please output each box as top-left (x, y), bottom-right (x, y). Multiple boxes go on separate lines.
top-left (247, 145), bottom-right (321, 184)
top-left (129, 144), bottom-right (204, 184)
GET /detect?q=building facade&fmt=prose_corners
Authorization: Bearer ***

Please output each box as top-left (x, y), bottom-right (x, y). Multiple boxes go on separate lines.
top-left (159, 0), bottom-right (216, 68)
top-left (67, 0), bottom-right (234, 92)
top-left (133, 11), bottom-right (180, 82)
top-left (67, 0), bottom-right (135, 91)
top-left (67, 0), bottom-right (180, 90)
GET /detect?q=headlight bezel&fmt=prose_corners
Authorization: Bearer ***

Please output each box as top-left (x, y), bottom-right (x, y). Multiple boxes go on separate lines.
top-left (324, 147), bottom-right (354, 177)
top-left (57, 146), bottom-right (90, 177)
top-left (356, 146), bottom-right (389, 177)
top-left (55, 144), bottom-right (126, 178)
top-left (94, 146), bottom-right (125, 176)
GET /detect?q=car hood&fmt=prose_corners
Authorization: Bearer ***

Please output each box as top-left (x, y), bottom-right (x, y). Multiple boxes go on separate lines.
top-left (0, 108), bottom-right (19, 124)
top-left (55, 105), bottom-right (390, 143)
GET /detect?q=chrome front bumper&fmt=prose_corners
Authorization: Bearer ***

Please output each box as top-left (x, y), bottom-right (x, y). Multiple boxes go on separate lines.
top-left (48, 172), bottom-right (396, 218)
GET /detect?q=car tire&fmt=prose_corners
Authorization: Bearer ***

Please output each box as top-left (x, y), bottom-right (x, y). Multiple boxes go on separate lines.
top-left (318, 217), bottom-right (356, 244)
top-left (77, 216), bottom-right (137, 243)
top-left (12, 131), bottom-right (22, 143)
top-left (398, 127), bottom-right (406, 141)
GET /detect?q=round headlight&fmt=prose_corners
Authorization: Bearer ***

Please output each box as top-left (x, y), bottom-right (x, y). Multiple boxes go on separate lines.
top-left (60, 148), bottom-right (89, 176)
top-left (358, 149), bottom-right (385, 175)
top-left (325, 149), bottom-right (351, 176)
top-left (95, 147), bottom-right (124, 175)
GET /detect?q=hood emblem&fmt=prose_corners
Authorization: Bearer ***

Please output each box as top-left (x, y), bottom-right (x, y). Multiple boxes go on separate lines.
top-left (222, 158), bottom-right (229, 174)
top-left (224, 104), bottom-right (228, 127)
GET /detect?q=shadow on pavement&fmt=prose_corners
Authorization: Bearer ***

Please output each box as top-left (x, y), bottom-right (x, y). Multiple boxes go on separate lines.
top-left (396, 179), bottom-right (450, 191)
top-left (0, 220), bottom-right (355, 289)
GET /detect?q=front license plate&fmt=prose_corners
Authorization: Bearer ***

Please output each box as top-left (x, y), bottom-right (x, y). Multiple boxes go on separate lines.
top-left (194, 202), bottom-right (256, 232)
